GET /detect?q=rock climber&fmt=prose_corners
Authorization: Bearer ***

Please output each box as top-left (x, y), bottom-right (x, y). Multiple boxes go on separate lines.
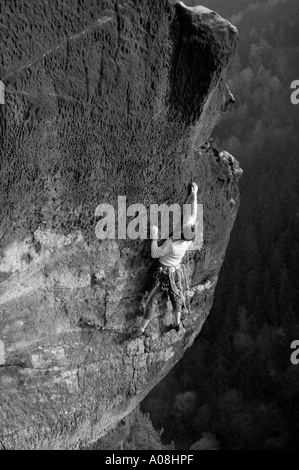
top-left (131, 182), bottom-right (198, 338)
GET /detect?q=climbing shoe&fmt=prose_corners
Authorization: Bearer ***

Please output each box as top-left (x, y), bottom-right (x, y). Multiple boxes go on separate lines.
top-left (131, 327), bottom-right (145, 338)
top-left (168, 323), bottom-right (183, 333)
top-left (174, 323), bottom-right (182, 333)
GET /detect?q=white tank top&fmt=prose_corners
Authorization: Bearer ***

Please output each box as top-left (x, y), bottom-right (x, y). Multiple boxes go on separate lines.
top-left (159, 240), bottom-right (191, 268)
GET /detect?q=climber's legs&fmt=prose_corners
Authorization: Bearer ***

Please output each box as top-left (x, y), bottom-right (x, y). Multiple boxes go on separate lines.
top-left (171, 307), bottom-right (183, 332)
top-left (134, 318), bottom-right (150, 336)
top-left (132, 285), bottom-right (163, 337)
top-left (174, 308), bottom-right (182, 327)
top-left (169, 292), bottom-right (183, 332)
top-left (131, 266), bottom-right (186, 338)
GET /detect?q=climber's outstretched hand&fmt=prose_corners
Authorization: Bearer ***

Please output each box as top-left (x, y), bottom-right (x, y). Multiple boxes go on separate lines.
top-left (191, 182), bottom-right (198, 195)
top-left (150, 225), bottom-right (159, 240)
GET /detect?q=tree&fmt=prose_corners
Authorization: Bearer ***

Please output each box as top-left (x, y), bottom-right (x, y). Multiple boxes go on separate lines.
top-left (269, 76), bottom-right (282, 94)
top-left (190, 433), bottom-right (219, 450)
top-left (125, 407), bottom-right (173, 450)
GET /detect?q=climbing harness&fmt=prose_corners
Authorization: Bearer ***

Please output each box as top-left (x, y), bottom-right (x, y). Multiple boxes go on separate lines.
top-left (140, 262), bottom-right (189, 319)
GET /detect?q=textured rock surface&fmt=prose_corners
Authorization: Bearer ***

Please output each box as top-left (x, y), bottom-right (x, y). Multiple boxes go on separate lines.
top-left (0, 0), bottom-right (241, 449)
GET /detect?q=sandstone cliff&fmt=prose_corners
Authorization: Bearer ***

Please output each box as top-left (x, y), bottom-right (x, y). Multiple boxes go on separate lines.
top-left (0, 0), bottom-right (241, 449)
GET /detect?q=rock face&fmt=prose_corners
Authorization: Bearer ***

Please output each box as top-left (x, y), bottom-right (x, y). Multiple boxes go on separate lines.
top-left (0, 0), bottom-right (241, 449)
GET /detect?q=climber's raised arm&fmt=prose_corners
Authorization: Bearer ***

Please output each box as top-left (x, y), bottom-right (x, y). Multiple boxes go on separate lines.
top-left (190, 182), bottom-right (198, 224)
top-left (183, 182), bottom-right (198, 227)
top-left (150, 226), bottom-right (173, 258)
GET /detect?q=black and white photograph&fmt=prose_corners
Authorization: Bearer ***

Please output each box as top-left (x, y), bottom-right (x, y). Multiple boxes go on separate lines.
top-left (0, 0), bottom-right (298, 454)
